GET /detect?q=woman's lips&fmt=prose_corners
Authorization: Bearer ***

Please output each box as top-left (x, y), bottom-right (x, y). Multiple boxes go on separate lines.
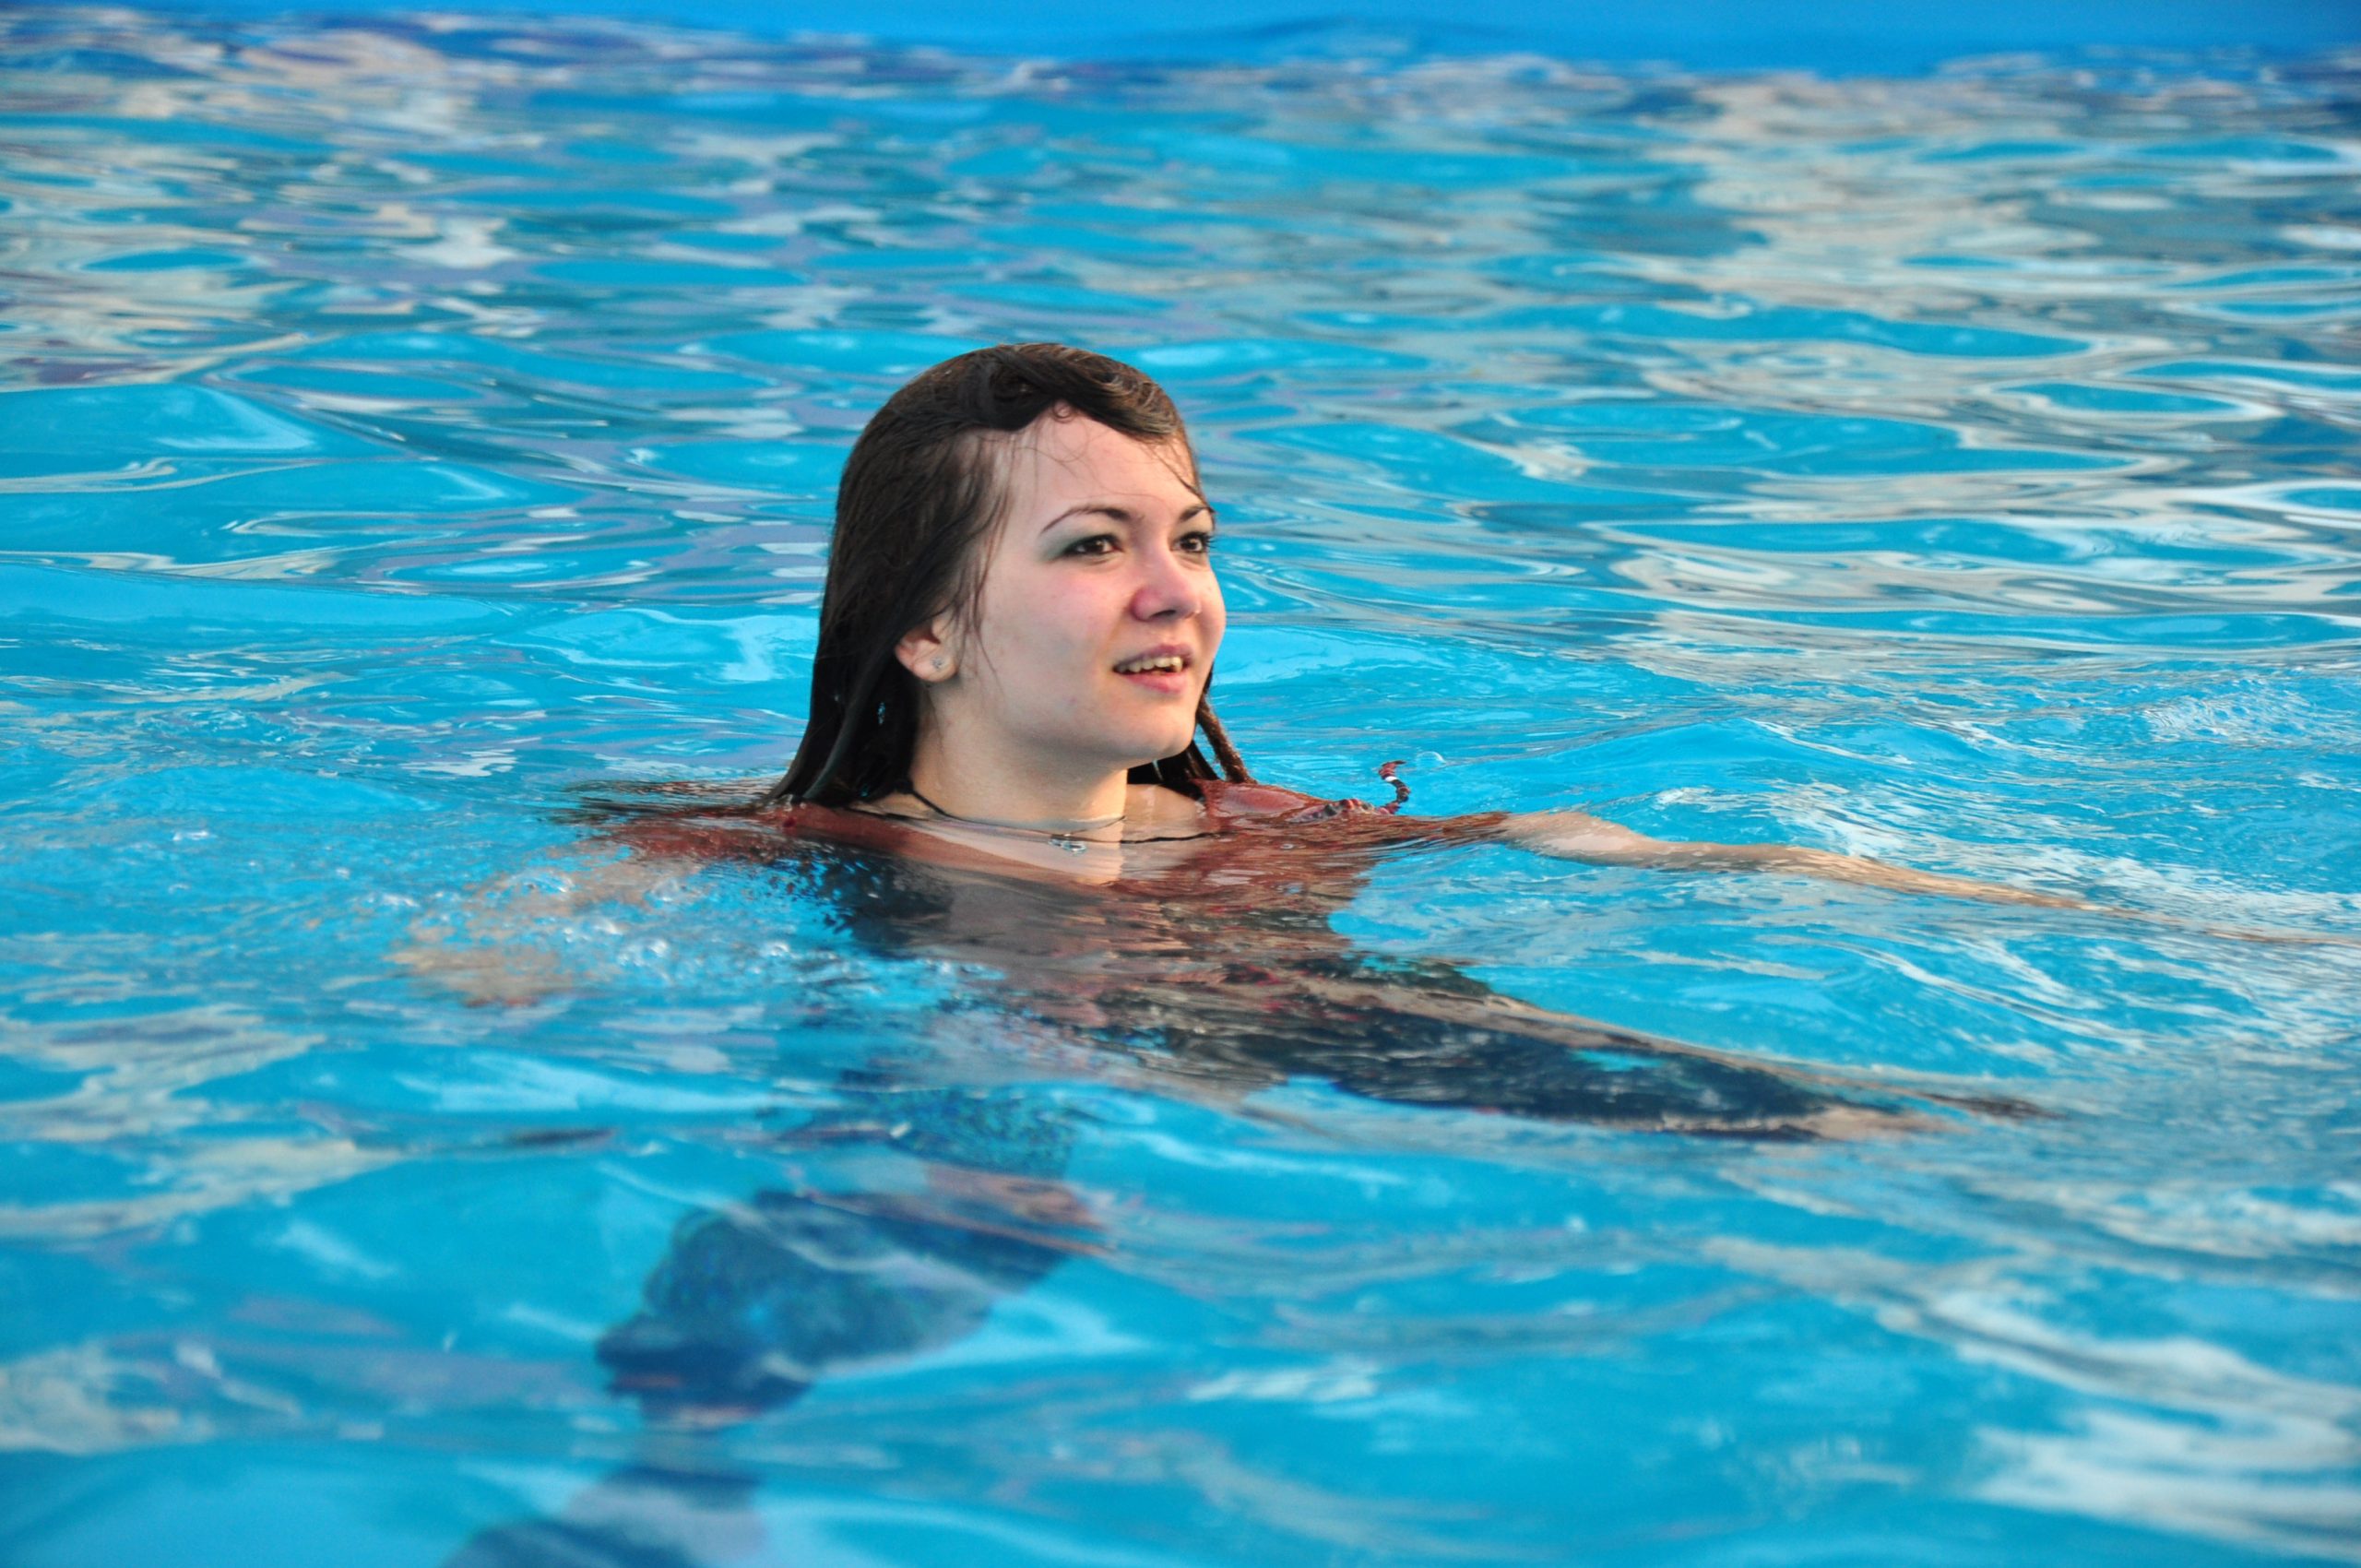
top-left (1111, 648), bottom-right (1194, 695)
top-left (1117, 667), bottom-right (1192, 694)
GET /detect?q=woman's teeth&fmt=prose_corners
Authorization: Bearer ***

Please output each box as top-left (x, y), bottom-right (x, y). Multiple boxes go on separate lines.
top-left (1115, 655), bottom-right (1187, 674)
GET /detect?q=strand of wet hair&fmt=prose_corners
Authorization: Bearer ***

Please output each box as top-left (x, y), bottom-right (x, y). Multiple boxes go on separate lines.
top-left (1196, 697), bottom-right (1253, 783)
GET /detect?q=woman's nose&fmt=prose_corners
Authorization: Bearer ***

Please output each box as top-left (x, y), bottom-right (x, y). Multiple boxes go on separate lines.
top-left (1129, 545), bottom-right (1203, 621)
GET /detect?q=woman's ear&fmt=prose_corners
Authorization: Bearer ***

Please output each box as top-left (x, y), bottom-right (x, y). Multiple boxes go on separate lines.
top-left (895, 615), bottom-right (957, 683)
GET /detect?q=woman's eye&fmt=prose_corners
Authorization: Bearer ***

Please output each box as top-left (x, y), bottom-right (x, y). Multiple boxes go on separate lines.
top-left (1179, 530), bottom-right (1216, 555)
top-left (1062, 534), bottom-right (1118, 557)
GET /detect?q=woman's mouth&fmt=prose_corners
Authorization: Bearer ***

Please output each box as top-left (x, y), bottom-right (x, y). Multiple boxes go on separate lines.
top-left (1112, 650), bottom-right (1193, 691)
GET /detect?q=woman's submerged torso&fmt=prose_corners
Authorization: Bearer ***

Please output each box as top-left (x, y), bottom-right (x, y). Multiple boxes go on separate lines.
top-left (605, 782), bottom-right (1928, 1138)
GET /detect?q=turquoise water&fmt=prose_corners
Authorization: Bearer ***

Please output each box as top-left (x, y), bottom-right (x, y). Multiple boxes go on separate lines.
top-left (5, 6), bottom-right (2361, 1563)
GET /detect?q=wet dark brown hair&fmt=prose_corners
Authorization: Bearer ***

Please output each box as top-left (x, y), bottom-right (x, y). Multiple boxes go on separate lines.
top-left (764, 342), bottom-right (1252, 808)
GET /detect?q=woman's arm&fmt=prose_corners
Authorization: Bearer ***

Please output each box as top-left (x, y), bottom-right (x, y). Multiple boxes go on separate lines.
top-left (395, 848), bottom-right (702, 1005)
top-left (1501, 809), bottom-right (2084, 909)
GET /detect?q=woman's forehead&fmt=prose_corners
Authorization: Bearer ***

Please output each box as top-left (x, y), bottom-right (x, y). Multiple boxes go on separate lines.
top-left (991, 412), bottom-right (1202, 511)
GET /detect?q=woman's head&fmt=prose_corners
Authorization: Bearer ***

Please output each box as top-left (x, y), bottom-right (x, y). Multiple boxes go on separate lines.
top-left (769, 342), bottom-right (1249, 807)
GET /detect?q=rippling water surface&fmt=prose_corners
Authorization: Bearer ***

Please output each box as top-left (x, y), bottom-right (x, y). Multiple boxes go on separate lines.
top-left (4, 8), bottom-right (2360, 1563)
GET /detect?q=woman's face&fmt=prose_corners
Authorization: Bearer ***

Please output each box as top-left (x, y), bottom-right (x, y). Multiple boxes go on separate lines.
top-left (902, 410), bottom-right (1225, 783)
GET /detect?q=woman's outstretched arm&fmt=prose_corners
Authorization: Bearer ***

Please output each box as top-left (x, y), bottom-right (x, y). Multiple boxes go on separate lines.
top-left (395, 847), bottom-right (703, 1004)
top-left (1501, 809), bottom-right (2084, 909)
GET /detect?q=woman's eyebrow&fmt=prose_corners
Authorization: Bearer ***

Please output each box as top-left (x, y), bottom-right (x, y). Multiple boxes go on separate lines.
top-left (1038, 502), bottom-right (1131, 534)
top-left (1038, 501), bottom-right (1214, 533)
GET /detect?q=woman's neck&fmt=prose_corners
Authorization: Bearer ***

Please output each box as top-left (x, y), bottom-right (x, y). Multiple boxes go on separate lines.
top-left (903, 732), bottom-right (1132, 830)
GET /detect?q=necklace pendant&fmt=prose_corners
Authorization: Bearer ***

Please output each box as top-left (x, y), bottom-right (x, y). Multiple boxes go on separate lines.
top-left (1051, 834), bottom-right (1086, 854)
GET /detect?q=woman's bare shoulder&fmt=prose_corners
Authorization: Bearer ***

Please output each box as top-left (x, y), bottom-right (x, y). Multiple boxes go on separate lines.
top-left (1194, 778), bottom-right (1358, 822)
top-left (1194, 778), bottom-right (1510, 842)
top-left (606, 798), bottom-right (907, 861)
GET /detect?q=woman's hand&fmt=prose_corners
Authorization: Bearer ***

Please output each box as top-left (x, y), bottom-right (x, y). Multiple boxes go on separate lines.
top-left (394, 849), bottom-right (700, 1005)
top-left (1502, 809), bottom-right (2084, 909)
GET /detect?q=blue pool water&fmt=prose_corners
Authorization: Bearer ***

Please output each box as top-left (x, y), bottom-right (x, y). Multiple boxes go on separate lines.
top-left (4, 6), bottom-right (2360, 1563)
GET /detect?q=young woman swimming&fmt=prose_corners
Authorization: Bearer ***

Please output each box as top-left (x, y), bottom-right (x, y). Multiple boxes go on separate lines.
top-left (444, 343), bottom-right (2342, 1564)
top-left (578, 339), bottom-right (2072, 1135)
top-left (441, 343), bottom-right (2067, 1564)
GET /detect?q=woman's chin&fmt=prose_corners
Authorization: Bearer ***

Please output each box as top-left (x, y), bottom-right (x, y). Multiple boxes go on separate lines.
top-left (1112, 730), bottom-right (1199, 770)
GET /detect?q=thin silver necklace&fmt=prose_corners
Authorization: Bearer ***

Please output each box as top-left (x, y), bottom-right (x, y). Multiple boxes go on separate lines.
top-left (903, 784), bottom-right (1124, 855)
